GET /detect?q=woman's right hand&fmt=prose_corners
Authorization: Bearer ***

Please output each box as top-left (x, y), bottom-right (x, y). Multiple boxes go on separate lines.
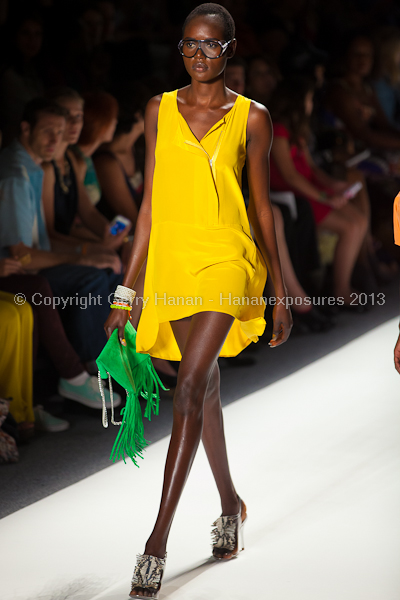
top-left (104, 308), bottom-right (129, 344)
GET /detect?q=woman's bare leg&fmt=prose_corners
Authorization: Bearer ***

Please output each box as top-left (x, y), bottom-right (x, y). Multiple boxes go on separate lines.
top-left (272, 204), bottom-right (310, 311)
top-left (347, 169), bottom-right (371, 263)
top-left (171, 317), bottom-right (240, 515)
top-left (319, 204), bottom-right (368, 303)
top-left (133, 311), bottom-right (234, 587)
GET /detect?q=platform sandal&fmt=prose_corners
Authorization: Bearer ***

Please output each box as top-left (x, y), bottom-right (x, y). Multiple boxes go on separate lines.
top-left (211, 498), bottom-right (247, 560)
top-left (129, 553), bottom-right (167, 599)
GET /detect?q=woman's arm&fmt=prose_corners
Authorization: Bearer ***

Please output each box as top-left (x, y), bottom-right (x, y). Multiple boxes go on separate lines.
top-left (246, 102), bottom-right (292, 346)
top-left (69, 151), bottom-right (128, 250)
top-left (271, 137), bottom-right (347, 208)
top-left (93, 153), bottom-right (139, 226)
top-left (104, 94), bottom-right (161, 341)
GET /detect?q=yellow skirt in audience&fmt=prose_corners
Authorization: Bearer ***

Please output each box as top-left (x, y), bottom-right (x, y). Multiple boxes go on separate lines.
top-left (0, 291), bottom-right (34, 423)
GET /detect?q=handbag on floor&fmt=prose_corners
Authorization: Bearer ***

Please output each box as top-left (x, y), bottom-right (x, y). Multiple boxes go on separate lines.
top-left (0, 398), bottom-right (19, 464)
top-left (96, 321), bottom-right (167, 466)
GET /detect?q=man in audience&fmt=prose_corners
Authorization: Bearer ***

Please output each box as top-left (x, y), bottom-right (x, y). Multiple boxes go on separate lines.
top-left (0, 98), bottom-right (123, 368)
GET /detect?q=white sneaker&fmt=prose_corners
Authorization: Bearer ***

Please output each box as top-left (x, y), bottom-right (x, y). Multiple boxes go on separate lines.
top-left (34, 405), bottom-right (70, 432)
top-left (58, 376), bottom-right (121, 409)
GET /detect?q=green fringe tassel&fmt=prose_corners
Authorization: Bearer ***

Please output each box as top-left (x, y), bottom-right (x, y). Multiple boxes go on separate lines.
top-left (109, 361), bottom-right (168, 466)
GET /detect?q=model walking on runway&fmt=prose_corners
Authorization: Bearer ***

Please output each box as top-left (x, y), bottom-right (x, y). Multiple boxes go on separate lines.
top-left (104, 3), bottom-right (292, 598)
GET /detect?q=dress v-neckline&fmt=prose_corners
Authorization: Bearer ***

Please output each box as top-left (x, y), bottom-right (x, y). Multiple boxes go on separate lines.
top-left (175, 90), bottom-right (240, 144)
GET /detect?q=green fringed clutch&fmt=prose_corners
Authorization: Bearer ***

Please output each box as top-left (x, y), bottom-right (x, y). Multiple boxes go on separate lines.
top-left (96, 321), bottom-right (168, 466)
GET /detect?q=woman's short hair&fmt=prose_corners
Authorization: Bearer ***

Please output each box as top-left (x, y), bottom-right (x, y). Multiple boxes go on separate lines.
top-left (182, 3), bottom-right (235, 40)
top-left (78, 91), bottom-right (118, 146)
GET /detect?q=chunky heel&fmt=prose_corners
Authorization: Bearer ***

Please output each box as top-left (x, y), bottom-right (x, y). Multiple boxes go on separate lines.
top-left (239, 514), bottom-right (247, 552)
top-left (129, 553), bottom-right (167, 599)
top-left (211, 498), bottom-right (247, 560)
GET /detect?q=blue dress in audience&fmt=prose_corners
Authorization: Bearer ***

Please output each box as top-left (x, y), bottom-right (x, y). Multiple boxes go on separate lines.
top-left (372, 77), bottom-right (400, 131)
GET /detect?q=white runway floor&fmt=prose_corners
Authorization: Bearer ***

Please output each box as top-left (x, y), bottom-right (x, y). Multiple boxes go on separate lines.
top-left (1, 319), bottom-right (400, 600)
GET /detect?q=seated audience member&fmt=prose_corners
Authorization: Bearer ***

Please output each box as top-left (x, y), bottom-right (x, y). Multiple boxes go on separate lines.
top-left (245, 54), bottom-right (281, 106)
top-left (227, 62), bottom-right (331, 331)
top-left (325, 35), bottom-right (400, 152)
top-left (269, 78), bottom-right (371, 308)
top-left (42, 87), bottom-right (128, 254)
top-left (0, 257), bottom-right (120, 431)
top-left (372, 28), bottom-right (400, 132)
top-left (71, 91), bottom-right (119, 207)
top-left (225, 57), bottom-right (246, 95)
top-left (0, 98), bottom-right (123, 365)
top-left (0, 14), bottom-right (44, 147)
top-left (271, 204), bottom-right (334, 332)
top-left (93, 95), bottom-right (145, 226)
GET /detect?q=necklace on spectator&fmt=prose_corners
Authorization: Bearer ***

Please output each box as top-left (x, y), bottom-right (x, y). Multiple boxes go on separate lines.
top-left (54, 157), bottom-right (72, 194)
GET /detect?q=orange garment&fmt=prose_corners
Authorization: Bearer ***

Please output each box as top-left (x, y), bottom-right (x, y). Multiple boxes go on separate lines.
top-left (394, 192), bottom-right (400, 246)
top-left (136, 90), bottom-right (267, 360)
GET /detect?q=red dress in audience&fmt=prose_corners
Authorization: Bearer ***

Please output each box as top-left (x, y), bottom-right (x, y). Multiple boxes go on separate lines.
top-left (270, 122), bottom-right (332, 224)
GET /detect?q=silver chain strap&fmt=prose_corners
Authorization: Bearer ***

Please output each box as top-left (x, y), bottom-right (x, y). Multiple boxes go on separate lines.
top-left (98, 370), bottom-right (122, 427)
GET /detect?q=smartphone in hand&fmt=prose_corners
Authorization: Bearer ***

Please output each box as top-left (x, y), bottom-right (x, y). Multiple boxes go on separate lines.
top-left (343, 181), bottom-right (363, 199)
top-left (109, 215), bottom-right (131, 236)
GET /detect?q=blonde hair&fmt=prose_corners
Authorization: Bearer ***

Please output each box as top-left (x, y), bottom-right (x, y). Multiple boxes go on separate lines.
top-left (375, 29), bottom-right (400, 85)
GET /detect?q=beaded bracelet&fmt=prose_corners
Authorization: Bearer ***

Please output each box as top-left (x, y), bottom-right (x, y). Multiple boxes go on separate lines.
top-left (110, 304), bottom-right (131, 311)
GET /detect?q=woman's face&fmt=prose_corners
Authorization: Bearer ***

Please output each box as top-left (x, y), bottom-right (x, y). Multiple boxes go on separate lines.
top-left (225, 64), bottom-right (245, 94)
top-left (304, 90), bottom-right (314, 117)
top-left (181, 16), bottom-right (235, 83)
top-left (16, 19), bottom-right (43, 60)
top-left (58, 97), bottom-right (84, 145)
top-left (248, 58), bottom-right (277, 100)
top-left (347, 38), bottom-right (374, 78)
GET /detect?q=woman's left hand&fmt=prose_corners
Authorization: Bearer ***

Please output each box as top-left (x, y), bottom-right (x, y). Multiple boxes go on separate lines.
top-left (269, 303), bottom-right (292, 347)
top-left (330, 180), bottom-right (348, 193)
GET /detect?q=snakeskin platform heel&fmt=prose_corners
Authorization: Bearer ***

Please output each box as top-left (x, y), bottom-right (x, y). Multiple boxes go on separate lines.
top-left (129, 553), bottom-right (167, 599)
top-left (211, 498), bottom-right (247, 560)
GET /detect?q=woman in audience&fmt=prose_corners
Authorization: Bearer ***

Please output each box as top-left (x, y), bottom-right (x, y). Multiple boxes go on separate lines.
top-left (43, 87), bottom-right (127, 257)
top-left (269, 78), bottom-right (370, 308)
top-left (245, 54), bottom-right (281, 107)
top-left (225, 56), bottom-right (246, 95)
top-left (72, 90), bottom-right (119, 207)
top-left (326, 35), bottom-right (400, 152)
top-left (372, 28), bottom-right (400, 132)
top-left (93, 94), bottom-right (145, 226)
top-left (227, 62), bottom-right (331, 331)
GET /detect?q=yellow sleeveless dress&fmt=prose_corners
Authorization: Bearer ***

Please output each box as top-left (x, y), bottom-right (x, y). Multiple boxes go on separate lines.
top-left (136, 90), bottom-right (267, 360)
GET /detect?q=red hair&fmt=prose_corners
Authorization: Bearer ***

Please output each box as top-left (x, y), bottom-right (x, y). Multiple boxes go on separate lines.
top-left (78, 91), bottom-right (119, 146)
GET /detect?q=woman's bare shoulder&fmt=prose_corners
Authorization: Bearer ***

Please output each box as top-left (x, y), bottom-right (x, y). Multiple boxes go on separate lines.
top-left (247, 100), bottom-right (273, 138)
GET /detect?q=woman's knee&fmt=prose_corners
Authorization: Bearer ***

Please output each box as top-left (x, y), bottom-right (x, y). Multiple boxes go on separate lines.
top-left (174, 370), bottom-right (209, 416)
top-left (204, 363), bottom-right (220, 402)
